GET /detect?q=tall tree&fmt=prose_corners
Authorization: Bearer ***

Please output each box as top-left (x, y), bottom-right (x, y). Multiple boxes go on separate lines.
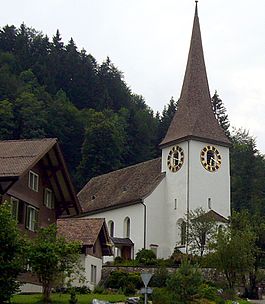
top-left (0, 202), bottom-right (26, 303)
top-left (211, 91), bottom-right (230, 137)
top-left (0, 99), bottom-right (15, 139)
top-left (158, 96), bottom-right (178, 143)
top-left (76, 110), bottom-right (127, 187)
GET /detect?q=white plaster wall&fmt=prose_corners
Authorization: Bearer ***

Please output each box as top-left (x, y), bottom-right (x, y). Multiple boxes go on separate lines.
top-left (162, 142), bottom-right (189, 253)
top-left (144, 178), bottom-right (170, 258)
top-left (84, 254), bottom-right (102, 290)
top-left (161, 140), bottom-right (231, 255)
top-left (19, 283), bottom-right (42, 293)
top-left (189, 141), bottom-right (230, 218)
top-left (70, 254), bottom-right (102, 291)
top-left (85, 204), bottom-right (144, 258)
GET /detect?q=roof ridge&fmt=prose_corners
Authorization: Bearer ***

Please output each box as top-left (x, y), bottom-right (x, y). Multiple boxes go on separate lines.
top-left (0, 138), bottom-right (57, 143)
top-left (91, 157), bottom-right (161, 181)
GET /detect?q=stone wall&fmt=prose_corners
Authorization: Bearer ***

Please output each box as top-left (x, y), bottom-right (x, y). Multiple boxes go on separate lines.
top-left (101, 265), bottom-right (225, 285)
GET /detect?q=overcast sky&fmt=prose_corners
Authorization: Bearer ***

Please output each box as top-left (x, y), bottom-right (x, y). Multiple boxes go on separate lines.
top-left (1, 0), bottom-right (265, 152)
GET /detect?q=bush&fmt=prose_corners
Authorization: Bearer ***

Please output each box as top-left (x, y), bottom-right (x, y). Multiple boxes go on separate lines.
top-left (150, 267), bottom-right (169, 288)
top-left (93, 285), bottom-right (105, 294)
top-left (74, 285), bottom-right (91, 294)
top-left (166, 259), bottom-right (203, 303)
top-left (135, 249), bottom-right (157, 266)
top-left (105, 270), bottom-right (141, 293)
top-left (152, 288), bottom-right (171, 304)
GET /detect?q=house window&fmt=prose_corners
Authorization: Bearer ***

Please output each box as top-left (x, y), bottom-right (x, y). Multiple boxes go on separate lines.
top-left (124, 217), bottom-right (130, 238)
top-left (10, 197), bottom-right (19, 220)
top-left (26, 205), bottom-right (39, 232)
top-left (108, 220), bottom-right (114, 237)
top-left (28, 171), bottom-right (39, 192)
top-left (91, 265), bottom-right (97, 284)
top-left (44, 188), bottom-right (54, 209)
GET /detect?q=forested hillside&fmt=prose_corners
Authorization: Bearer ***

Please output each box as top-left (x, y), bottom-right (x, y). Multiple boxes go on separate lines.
top-left (0, 24), bottom-right (175, 188)
top-left (0, 24), bottom-right (265, 213)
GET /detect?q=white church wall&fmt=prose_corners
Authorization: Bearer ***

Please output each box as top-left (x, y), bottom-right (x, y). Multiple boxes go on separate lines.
top-left (144, 178), bottom-right (169, 258)
top-left (162, 142), bottom-right (189, 254)
top-left (189, 141), bottom-right (230, 218)
top-left (161, 140), bottom-right (230, 256)
top-left (85, 204), bottom-right (144, 258)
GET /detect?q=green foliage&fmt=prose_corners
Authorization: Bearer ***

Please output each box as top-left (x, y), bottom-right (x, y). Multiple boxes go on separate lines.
top-left (28, 224), bottom-right (82, 304)
top-left (151, 287), bottom-right (171, 304)
top-left (208, 218), bottom-right (255, 289)
top-left (0, 202), bottom-right (26, 303)
top-left (150, 266), bottom-right (169, 288)
top-left (11, 293), bottom-right (127, 304)
top-left (105, 270), bottom-right (141, 292)
top-left (212, 91), bottom-right (230, 137)
top-left (230, 128), bottom-right (265, 214)
top-left (135, 248), bottom-right (157, 266)
top-left (166, 259), bottom-right (203, 304)
top-left (0, 23), bottom-right (161, 190)
top-left (184, 207), bottom-right (218, 256)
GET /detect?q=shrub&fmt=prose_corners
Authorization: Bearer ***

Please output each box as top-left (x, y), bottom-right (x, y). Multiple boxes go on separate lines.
top-left (105, 270), bottom-right (141, 292)
top-left (150, 267), bottom-right (169, 288)
top-left (93, 285), bottom-right (105, 294)
top-left (151, 288), bottom-right (171, 304)
top-left (166, 258), bottom-right (203, 303)
top-left (74, 285), bottom-right (91, 294)
top-left (135, 249), bottom-right (157, 266)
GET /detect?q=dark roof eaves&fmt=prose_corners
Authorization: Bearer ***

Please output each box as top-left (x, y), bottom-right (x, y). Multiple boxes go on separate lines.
top-left (79, 199), bottom-right (143, 216)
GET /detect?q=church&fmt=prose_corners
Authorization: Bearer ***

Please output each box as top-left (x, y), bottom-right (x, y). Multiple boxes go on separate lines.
top-left (77, 2), bottom-right (231, 260)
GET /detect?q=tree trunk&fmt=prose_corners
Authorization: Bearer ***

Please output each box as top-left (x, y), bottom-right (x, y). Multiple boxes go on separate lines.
top-left (43, 283), bottom-right (52, 304)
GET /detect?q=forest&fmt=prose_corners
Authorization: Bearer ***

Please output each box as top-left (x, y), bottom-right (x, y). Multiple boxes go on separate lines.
top-left (0, 24), bottom-right (265, 213)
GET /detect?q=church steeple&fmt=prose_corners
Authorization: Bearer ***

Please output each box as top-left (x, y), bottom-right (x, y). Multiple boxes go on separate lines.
top-left (160, 3), bottom-right (231, 148)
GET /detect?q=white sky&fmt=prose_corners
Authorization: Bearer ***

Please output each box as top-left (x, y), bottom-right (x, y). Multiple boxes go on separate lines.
top-left (1, 0), bottom-right (265, 152)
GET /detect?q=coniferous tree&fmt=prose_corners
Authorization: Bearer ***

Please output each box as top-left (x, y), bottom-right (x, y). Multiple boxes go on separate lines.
top-left (211, 91), bottom-right (230, 137)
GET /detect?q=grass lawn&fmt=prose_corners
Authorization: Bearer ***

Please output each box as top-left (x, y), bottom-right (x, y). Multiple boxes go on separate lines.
top-left (11, 293), bottom-right (127, 304)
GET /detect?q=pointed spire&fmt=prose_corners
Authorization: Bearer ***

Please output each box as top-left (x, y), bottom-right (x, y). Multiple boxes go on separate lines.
top-left (160, 3), bottom-right (231, 148)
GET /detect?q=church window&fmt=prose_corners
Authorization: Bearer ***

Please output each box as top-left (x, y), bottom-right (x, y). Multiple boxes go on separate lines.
top-left (174, 198), bottom-right (178, 210)
top-left (108, 220), bottom-right (114, 237)
top-left (180, 221), bottom-right (187, 246)
top-left (208, 197), bottom-right (212, 209)
top-left (124, 217), bottom-right (130, 238)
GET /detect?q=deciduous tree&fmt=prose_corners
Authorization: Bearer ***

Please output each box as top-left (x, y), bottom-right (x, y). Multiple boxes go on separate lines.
top-left (28, 224), bottom-right (82, 304)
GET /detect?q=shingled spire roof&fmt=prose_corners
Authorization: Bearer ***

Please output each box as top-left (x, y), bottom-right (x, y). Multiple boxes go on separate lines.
top-left (160, 2), bottom-right (231, 148)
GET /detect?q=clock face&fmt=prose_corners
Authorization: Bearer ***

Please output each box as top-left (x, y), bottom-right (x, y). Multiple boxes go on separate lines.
top-left (201, 145), bottom-right (221, 172)
top-left (167, 145), bottom-right (184, 172)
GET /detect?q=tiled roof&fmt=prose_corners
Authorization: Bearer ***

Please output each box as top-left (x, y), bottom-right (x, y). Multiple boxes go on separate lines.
top-left (110, 237), bottom-right (134, 246)
top-left (160, 4), bottom-right (231, 148)
top-left (0, 138), bottom-right (57, 177)
top-left (196, 210), bottom-right (228, 223)
top-left (57, 218), bottom-right (106, 246)
top-left (78, 158), bottom-right (164, 213)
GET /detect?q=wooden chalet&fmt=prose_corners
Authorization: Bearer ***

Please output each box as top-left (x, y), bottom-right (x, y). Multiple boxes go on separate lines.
top-left (0, 138), bottom-right (81, 235)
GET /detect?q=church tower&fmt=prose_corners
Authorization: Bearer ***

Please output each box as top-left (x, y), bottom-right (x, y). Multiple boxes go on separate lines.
top-left (160, 2), bottom-right (231, 253)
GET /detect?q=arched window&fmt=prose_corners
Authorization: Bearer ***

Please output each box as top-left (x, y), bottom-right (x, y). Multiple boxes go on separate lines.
top-left (124, 217), bottom-right (130, 238)
top-left (176, 218), bottom-right (186, 246)
top-left (180, 221), bottom-right (187, 246)
top-left (108, 220), bottom-right (114, 237)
